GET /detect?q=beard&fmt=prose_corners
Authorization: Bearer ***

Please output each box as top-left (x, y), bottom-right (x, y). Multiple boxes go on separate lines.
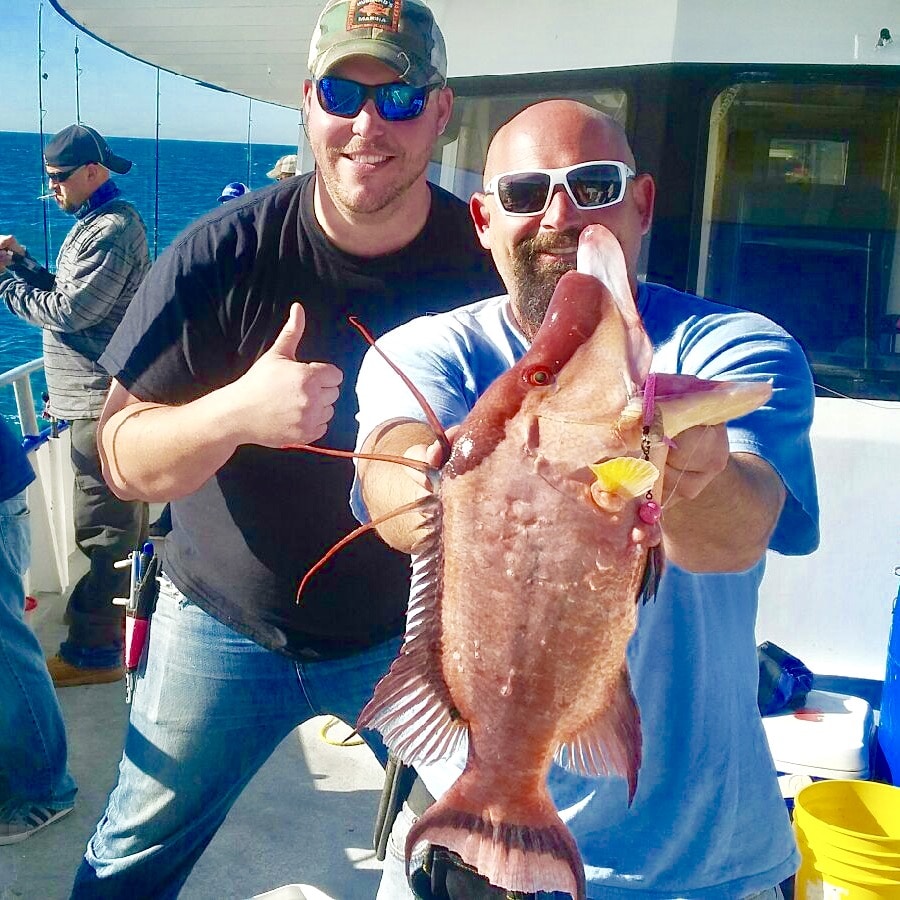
top-left (55, 193), bottom-right (78, 214)
top-left (315, 141), bottom-right (431, 217)
top-left (508, 230), bottom-right (581, 339)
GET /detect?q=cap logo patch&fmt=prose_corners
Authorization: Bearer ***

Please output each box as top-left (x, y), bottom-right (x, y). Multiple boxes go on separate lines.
top-left (348, 0), bottom-right (401, 31)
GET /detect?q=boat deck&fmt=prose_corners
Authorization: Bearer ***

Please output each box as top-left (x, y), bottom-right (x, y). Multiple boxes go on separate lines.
top-left (0, 541), bottom-right (386, 900)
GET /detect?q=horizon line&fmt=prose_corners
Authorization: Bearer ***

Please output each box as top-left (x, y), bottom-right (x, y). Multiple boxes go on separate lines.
top-left (1, 129), bottom-right (300, 148)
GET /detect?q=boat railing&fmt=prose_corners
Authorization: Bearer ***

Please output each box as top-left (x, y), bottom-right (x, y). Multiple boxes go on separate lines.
top-left (0, 357), bottom-right (75, 595)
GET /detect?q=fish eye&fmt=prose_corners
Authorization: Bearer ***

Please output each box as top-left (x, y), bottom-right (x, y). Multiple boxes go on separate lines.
top-left (524, 365), bottom-right (554, 386)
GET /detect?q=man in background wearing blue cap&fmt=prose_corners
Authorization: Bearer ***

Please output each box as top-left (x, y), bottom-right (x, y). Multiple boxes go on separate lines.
top-left (0, 124), bottom-right (150, 688)
top-left (71, 1), bottom-right (501, 895)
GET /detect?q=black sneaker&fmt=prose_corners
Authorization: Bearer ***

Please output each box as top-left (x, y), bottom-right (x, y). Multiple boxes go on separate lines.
top-left (0, 803), bottom-right (74, 845)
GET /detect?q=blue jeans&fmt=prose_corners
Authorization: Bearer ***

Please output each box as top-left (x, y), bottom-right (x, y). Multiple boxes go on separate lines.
top-left (0, 492), bottom-right (77, 812)
top-left (71, 574), bottom-right (401, 899)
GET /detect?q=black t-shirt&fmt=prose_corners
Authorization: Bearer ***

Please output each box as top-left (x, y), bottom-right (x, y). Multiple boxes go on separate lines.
top-left (101, 173), bottom-right (502, 659)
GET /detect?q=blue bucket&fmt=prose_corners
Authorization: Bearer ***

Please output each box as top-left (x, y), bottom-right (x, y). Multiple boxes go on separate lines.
top-left (878, 581), bottom-right (900, 785)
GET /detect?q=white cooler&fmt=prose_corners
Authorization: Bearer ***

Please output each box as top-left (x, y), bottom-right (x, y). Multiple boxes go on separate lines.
top-left (762, 689), bottom-right (875, 801)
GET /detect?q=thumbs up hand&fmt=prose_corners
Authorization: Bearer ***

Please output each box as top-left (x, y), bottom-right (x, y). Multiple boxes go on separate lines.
top-left (228, 303), bottom-right (343, 448)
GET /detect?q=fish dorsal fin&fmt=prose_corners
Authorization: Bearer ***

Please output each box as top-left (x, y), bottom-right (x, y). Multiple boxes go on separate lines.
top-left (553, 667), bottom-right (641, 801)
top-left (577, 225), bottom-right (653, 387)
top-left (356, 496), bottom-right (469, 766)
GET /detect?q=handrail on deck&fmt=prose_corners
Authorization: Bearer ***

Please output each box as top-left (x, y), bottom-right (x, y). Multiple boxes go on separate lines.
top-left (1, 356), bottom-right (75, 595)
top-left (0, 356), bottom-right (44, 437)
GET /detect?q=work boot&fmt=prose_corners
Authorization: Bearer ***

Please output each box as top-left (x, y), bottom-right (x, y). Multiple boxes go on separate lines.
top-left (46, 654), bottom-right (123, 687)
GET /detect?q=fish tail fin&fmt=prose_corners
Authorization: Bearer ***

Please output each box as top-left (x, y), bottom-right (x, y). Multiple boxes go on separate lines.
top-left (406, 776), bottom-right (586, 900)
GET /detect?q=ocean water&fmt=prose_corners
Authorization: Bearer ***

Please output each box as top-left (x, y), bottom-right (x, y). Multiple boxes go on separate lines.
top-left (0, 130), bottom-right (297, 430)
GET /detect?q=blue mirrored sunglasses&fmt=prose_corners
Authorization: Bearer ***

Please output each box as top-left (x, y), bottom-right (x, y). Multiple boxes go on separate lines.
top-left (316, 76), bottom-right (439, 122)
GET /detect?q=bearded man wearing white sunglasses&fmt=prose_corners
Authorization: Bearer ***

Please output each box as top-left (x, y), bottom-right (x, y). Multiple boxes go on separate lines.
top-left (356, 99), bottom-right (819, 900)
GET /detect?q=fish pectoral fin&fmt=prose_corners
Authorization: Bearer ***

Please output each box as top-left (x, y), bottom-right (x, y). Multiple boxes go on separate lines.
top-left (553, 667), bottom-right (641, 801)
top-left (356, 511), bottom-right (469, 767)
top-left (589, 457), bottom-right (658, 498)
top-left (357, 653), bottom-right (469, 768)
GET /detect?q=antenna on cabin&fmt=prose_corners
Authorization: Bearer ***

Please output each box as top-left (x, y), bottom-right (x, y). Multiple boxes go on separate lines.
top-left (74, 35), bottom-right (83, 124)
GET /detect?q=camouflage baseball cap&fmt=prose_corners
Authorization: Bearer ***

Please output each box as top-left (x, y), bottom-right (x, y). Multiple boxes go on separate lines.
top-left (308, 0), bottom-right (447, 87)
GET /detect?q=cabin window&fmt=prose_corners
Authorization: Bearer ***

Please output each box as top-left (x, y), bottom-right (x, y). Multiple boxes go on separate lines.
top-left (697, 82), bottom-right (900, 401)
top-left (428, 88), bottom-right (628, 204)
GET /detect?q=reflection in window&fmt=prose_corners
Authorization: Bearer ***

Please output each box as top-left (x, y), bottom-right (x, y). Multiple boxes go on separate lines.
top-left (698, 83), bottom-right (900, 401)
top-left (768, 139), bottom-right (848, 186)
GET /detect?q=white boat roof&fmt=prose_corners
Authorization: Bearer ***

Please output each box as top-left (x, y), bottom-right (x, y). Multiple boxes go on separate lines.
top-left (50, 0), bottom-right (900, 109)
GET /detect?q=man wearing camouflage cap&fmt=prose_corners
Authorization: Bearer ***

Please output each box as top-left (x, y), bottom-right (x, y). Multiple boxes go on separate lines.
top-left (310, 0), bottom-right (447, 87)
top-left (71, 0), bottom-right (500, 895)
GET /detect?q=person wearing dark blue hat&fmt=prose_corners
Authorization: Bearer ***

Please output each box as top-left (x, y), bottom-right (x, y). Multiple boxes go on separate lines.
top-left (44, 123), bottom-right (134, 178)
top-left (0, 123), bottom-right (150, 688)
top-left (217, 182), bottom-right (250, 203)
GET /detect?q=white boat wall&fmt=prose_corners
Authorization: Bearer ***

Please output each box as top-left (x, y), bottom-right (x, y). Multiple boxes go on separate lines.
top-left (6, 0), bottom-right (898, 684)
top-left (1, 360), bottom-right (76, 597)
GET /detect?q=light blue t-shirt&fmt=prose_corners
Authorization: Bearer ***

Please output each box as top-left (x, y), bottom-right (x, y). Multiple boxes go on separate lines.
top-left (353, 281), bottom-right (819, 899)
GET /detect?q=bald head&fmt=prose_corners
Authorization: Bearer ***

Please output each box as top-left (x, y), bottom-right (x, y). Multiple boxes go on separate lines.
top-left (470, 97), bottom-right (655, 339)
top-left (484, 100), bottom-right (634, 186)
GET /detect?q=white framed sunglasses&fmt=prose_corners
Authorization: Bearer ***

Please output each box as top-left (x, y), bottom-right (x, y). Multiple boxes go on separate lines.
top-left (483, 160), bottom-right (636, 216)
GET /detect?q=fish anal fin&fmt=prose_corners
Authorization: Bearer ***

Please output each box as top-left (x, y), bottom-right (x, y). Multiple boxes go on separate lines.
top-left (357, 503), bottom-right (468, 767)
top-left (554, 667), bottom-right (642, 801)
top-left (407, 777), bottom-right (586, 900)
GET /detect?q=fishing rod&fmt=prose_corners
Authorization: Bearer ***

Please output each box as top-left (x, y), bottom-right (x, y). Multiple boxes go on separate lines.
top-left (246, 97), bottom-right (253, 187)
top-left (36, 0), bottom-right (50, 268)
top-left (74, 34), bottom-right (82, 124)
top-left (154, 67), bottom-right (161, 260)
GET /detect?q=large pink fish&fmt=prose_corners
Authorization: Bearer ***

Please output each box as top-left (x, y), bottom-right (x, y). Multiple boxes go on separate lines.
top-left (356, 225), bottom-right (771, 898)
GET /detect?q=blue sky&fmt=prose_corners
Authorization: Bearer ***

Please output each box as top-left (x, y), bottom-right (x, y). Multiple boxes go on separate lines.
top-left (2, 0), bottom-right (302, 145)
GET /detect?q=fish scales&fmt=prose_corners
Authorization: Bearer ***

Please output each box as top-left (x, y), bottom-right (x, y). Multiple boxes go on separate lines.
top-left (440, 452), bottom-right (644, 742)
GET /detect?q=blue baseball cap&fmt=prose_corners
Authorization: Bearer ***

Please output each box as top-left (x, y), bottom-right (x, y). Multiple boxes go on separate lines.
top-left (218, 182), bottom-right (249, 203)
